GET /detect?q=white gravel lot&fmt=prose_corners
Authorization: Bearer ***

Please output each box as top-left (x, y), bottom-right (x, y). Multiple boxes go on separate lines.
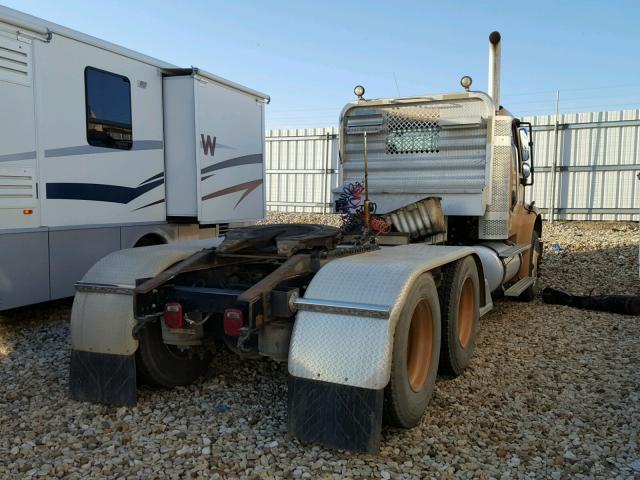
top-left (0, 218), bottom-right (638, 479)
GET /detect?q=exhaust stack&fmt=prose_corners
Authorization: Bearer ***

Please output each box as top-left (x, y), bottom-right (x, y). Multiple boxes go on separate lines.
top-left (488, 31), bottom-right (501, 110)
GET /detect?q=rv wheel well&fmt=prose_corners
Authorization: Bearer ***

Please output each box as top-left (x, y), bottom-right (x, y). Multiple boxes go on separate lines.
top-left (134, 233), bottom-right (167, 248)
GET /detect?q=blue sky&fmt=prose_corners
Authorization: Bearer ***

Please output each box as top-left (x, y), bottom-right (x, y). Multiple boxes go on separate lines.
top-left (5, 0), bottom-right (640, 128)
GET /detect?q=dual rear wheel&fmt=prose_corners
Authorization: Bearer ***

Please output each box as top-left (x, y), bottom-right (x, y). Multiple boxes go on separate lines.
top-left (384, 256), bottom-right (480, 427)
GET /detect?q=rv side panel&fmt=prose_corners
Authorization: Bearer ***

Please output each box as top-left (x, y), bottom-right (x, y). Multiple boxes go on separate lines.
top-left (0, 231), bottom-right (49, 310)
top-left (49, 227), bottom-right (121, 299)
top-left (34, 34), bottom-right (166, 228)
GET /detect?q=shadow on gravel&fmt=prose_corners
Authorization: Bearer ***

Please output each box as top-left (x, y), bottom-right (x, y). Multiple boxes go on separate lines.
top-left (0, 298), bottom-right (72, 326)
top-left (0, 298), bottom-right (72, 360)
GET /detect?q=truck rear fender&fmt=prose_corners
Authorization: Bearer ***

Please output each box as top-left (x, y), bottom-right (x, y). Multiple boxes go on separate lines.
top-left (69, 237), bottom-right (222, 405)
top-left (288, 244), bottom-right (484, 391)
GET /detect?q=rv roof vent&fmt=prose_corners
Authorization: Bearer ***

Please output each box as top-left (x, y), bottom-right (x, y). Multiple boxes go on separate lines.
top-left (0, 36), bottom-right (31, 86)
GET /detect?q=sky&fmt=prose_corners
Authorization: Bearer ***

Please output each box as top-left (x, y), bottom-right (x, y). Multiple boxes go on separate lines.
top-left (5, 0), bottom-right (640, 129)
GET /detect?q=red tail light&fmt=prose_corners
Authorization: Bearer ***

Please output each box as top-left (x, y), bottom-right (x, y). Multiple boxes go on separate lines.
top-left (163, 302), bottom-right (183, 329)
top-left (223, 309), bottom-right (243, 336)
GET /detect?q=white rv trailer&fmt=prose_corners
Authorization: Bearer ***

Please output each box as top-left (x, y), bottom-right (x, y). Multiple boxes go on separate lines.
top-left (0, 6), bottom-right (269, 311)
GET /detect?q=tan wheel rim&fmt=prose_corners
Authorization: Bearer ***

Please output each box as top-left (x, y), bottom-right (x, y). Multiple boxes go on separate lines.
top-left (458, 278), bottom-right (475, 348)
top-left (406, 299), bottom-right (433, 393)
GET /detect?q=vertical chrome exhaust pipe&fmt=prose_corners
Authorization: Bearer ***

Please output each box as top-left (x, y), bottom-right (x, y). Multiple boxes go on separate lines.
top-left (488, 31), bottom-right (501, 110)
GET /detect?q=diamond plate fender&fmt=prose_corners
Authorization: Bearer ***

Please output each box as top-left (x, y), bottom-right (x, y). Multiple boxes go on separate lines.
top-left (70, 238), bottom-right (223, 356)
top-left (288, 244), bottom-right (479, 390)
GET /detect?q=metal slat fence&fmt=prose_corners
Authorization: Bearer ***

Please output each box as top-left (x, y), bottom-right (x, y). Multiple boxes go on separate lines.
top-left (265, 128), bottom-right (339, 213)
top-left (266, 111), bottom-right (640, 220)
top-left (523, 110), bottom-right (640, 221)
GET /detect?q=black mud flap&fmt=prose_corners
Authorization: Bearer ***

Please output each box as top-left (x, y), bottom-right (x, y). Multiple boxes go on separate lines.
top-left (288, 376), bottom-right (384, 453)
top-left (69, 350), bottom-right (137, 406)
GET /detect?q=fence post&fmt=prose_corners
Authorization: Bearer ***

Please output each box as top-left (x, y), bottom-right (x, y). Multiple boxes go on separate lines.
top-left (549, 90), bottom-right (561, 223)
top-left (323, 132), bottom-right (331, 213)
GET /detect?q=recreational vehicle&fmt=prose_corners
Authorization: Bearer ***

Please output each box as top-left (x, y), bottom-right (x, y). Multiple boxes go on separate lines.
top-left (0, 6), bottom-right (269, 310)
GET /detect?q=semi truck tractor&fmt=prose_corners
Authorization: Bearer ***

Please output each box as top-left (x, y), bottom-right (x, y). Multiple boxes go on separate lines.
top-left (69, 32), bottom-right (542, 453)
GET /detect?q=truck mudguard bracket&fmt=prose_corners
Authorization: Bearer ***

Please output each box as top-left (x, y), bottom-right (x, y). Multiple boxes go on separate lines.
top-left (288, 376), bottom-right (383, 454)
top-left (69, 350), bottom-right (136, 406)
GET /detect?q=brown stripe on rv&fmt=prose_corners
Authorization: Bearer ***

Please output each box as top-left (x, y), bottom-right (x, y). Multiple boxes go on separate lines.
top-left (201, 179), bottom-right (263, 208)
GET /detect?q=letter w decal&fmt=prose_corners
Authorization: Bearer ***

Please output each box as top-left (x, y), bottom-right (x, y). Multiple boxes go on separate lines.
top-left (201, 134), bottom-right (216, 157)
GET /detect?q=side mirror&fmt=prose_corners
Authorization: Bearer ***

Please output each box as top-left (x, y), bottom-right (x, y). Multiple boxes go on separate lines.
top-left (518, 121), bottom-right (534, 186)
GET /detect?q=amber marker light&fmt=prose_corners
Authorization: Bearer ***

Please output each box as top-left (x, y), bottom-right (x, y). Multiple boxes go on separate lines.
top-left (23, 209), bottom-right (33, 215)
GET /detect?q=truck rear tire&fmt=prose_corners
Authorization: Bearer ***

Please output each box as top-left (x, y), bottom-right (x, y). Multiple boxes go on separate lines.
top-left (437, 256), bottom-right (480, 377)
top-left (383, 273), bottom-right (441, 428)
top-left (136, 320), bottom-right (211, 388)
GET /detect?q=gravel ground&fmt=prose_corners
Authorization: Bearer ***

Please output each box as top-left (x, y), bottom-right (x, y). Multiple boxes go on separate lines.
top-left (0, 218), bottom-right (638, 479)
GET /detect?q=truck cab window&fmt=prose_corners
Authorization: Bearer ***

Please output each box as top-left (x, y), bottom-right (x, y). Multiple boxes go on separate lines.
top-left (85, 67), bottom-right (132, 150)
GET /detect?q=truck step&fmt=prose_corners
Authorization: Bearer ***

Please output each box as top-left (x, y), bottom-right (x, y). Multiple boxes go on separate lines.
top-left (504, 277), bottom-right (536, 297)
top-left (498, 243), bottom-right (531, 258)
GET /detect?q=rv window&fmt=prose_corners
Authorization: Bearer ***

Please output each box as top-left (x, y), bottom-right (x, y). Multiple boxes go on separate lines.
top-left (85, 67), bottom-right (132, 150)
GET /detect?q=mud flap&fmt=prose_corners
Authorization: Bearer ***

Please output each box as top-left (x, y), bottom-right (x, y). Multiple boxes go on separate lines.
top-left (288, 376), bottom-right (384, 453)
top-left (69, 350), bottom-right (136, 406)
